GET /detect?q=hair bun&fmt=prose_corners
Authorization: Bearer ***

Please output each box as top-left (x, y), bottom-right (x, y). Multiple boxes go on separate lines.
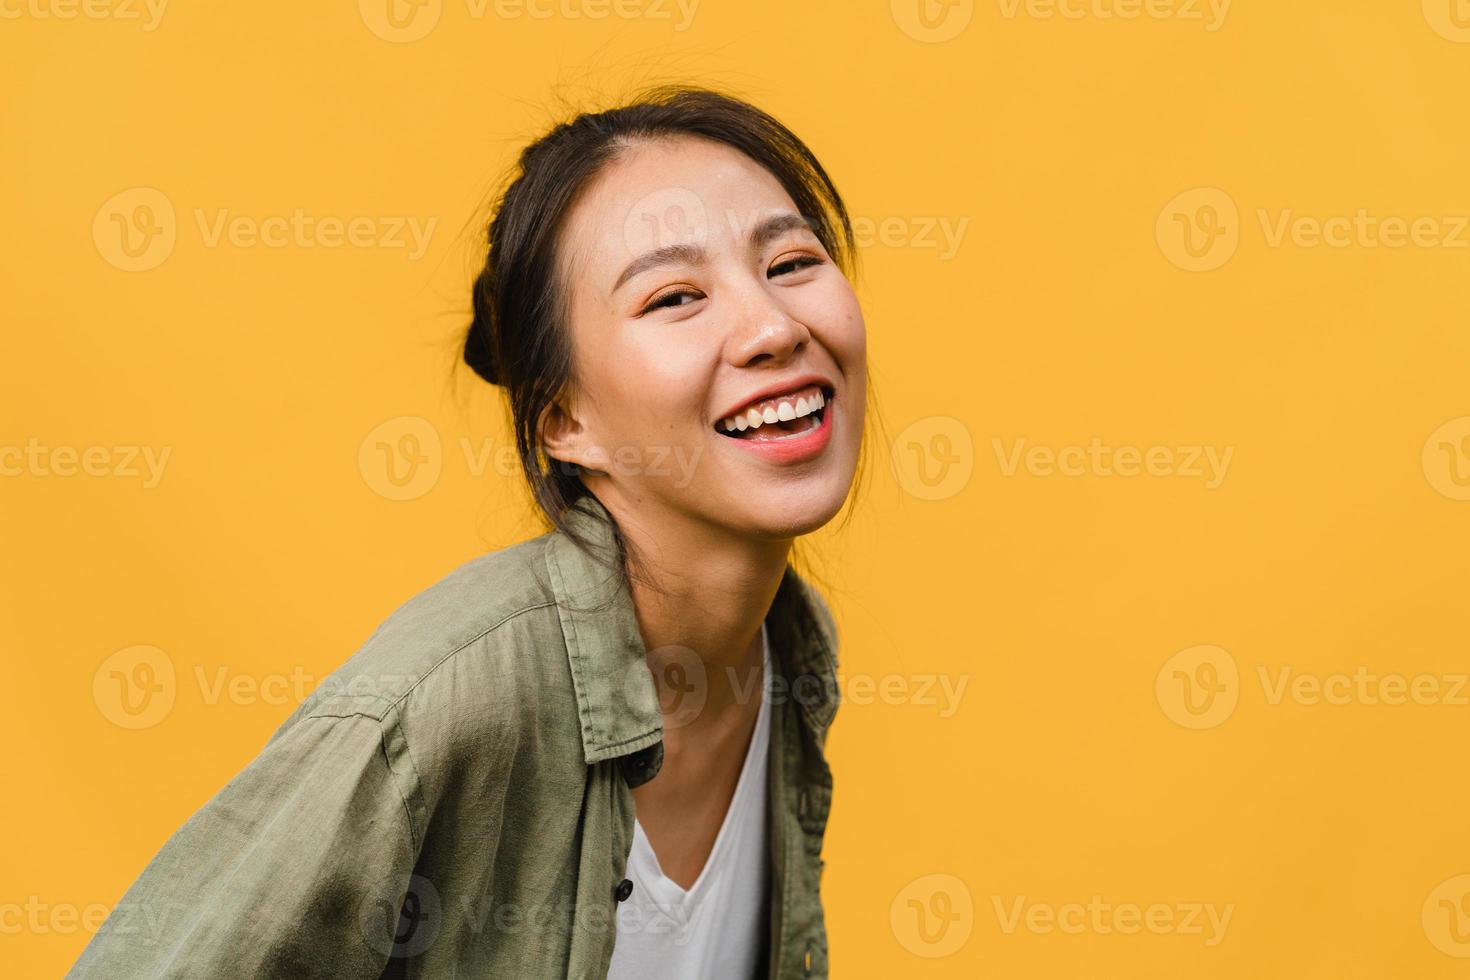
top-left (464, 262), bottom-right (503, 385)
top-left (463, 309), bottom-right (501, 386)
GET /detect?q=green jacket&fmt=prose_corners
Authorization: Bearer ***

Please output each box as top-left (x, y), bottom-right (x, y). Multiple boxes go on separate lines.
top-left (69, 494), bottom-right (841, 979)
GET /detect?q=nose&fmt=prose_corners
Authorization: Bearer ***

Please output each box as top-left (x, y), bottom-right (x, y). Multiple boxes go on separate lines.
top-left (725, 279), bottom-right (811, 369)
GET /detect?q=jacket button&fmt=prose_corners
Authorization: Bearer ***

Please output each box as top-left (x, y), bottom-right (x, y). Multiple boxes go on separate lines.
top-left (798, 789), bottom-right (810, 821)
top-left (614, 878), bottom-right (634, 903)
top-left (803, 941), bottom-right (815, 975)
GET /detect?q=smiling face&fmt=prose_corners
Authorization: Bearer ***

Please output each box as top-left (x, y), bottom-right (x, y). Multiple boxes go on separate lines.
top-left (542, 134), bottom-right (867, 541)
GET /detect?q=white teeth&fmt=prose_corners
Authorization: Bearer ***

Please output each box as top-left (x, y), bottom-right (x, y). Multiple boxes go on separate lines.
top-left (718, 386), bottom-right (829, 433)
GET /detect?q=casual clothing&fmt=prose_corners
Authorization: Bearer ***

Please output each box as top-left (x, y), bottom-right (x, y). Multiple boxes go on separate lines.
top-left (607, 622), bottom-right (773, 980)
top-left (68, 494), bottom-right (840, 979)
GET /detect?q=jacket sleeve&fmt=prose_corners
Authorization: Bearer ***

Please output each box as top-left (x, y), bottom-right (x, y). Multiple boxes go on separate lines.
top-left (68, 708), bottom-right (422, 979)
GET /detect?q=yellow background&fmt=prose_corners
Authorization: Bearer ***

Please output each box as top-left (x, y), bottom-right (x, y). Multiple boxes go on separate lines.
top-left (4, 0), bottom-right (1470, 976)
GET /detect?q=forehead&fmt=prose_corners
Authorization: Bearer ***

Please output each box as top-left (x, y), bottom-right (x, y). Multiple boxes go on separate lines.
top-left (557, 135), bottom-right (803, 286)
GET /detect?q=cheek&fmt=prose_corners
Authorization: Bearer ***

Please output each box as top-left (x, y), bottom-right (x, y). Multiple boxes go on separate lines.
top-left (600, 329), bottom-right (710, 435)
top-left (793, 276), bottom-right (867, 365)
top-left (566, 290), bottom-right (704, 439)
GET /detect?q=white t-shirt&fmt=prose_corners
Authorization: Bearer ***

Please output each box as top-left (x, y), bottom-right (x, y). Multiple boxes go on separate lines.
top-left (607, 622), bottom-right (772, 980)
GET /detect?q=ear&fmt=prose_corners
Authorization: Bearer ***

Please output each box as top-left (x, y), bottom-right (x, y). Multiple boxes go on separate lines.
top-left (539, 393), bottom-right (598, 473)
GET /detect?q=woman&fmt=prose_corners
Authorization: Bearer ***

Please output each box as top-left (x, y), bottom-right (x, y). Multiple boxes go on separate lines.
top-left (70, 86), bottom-right (869, 979)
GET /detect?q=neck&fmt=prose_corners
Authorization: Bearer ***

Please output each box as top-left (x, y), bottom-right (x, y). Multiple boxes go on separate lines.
top-left (587, 482), bottom-right (790, 732)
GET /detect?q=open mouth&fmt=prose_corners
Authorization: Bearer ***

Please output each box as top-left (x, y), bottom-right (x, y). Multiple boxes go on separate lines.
top-left (714, 385), bottom-right (833, 442)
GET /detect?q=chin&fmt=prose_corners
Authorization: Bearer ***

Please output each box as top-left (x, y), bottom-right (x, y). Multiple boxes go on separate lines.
top-left (728, 484), bottom-right (851, 541)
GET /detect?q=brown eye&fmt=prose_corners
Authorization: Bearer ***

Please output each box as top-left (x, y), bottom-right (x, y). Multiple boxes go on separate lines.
top-left (769, 255), bottom-right (823, 278)
top-left (641, 289), bottom-right (704, 314)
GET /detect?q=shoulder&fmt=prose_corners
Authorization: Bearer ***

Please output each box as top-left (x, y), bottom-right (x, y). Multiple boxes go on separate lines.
top-left (799, 576), bottom-right (839, 648)
top-left (776, 565), bottom-right (842, 671)
top-left (272, 531), bottom-right (567, 745)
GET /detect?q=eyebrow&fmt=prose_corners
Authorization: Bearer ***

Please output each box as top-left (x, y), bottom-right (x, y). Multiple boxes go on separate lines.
top-left (611, 210), bottom-right (817, 294)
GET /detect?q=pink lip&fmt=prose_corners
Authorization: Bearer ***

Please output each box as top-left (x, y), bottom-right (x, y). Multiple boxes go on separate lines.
top-left (714, 373), bottom-right (835, 426)
top-left (718, 392), bottom-right (834, 465)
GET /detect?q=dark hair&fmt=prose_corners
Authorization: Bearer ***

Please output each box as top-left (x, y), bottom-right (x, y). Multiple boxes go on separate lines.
top-left (462, 85), bottom-right (868, 591)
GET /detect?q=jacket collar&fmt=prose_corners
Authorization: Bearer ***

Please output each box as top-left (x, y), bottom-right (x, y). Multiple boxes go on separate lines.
top-left (544, 493), bottom-right (840, 767)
